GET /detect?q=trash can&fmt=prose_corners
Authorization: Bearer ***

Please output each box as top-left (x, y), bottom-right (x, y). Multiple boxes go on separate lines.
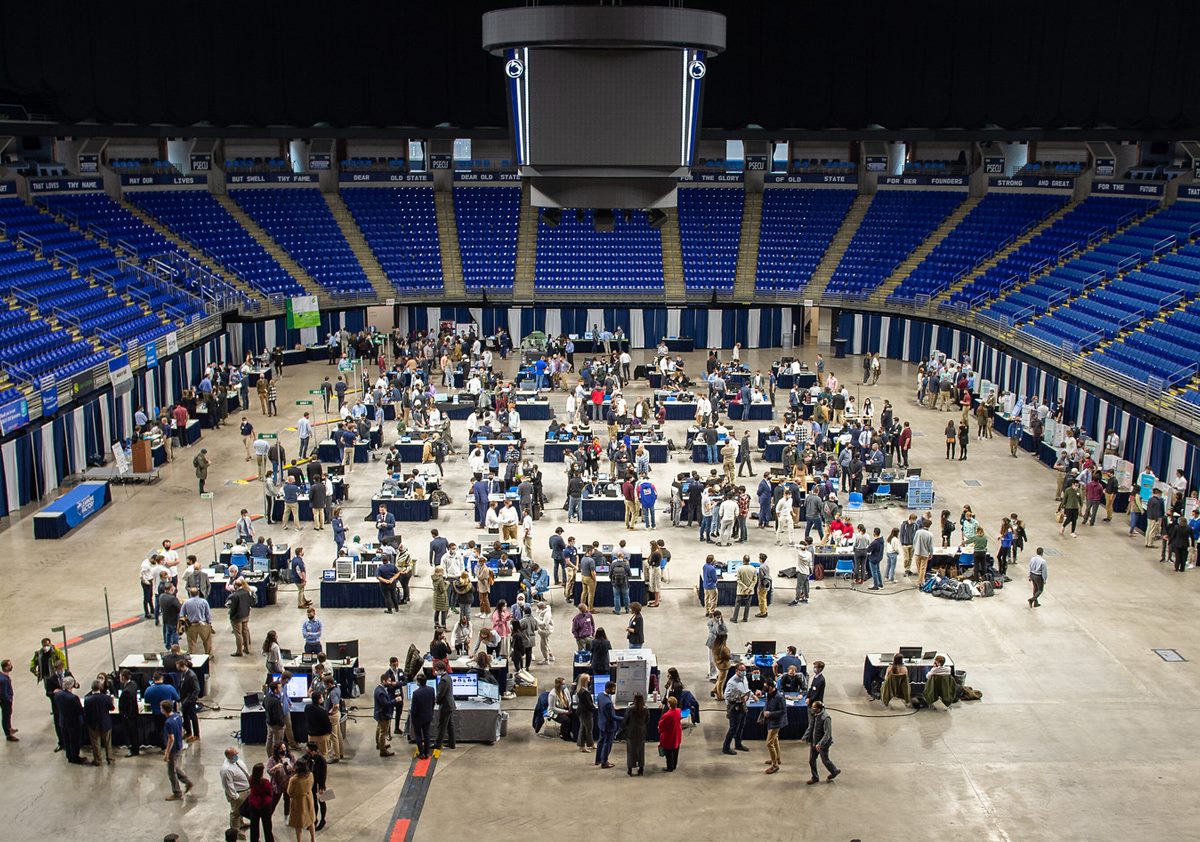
top-left (266, 580), bottom-right (278, 606)
top-left (833, 338), bottom-right (848, 359)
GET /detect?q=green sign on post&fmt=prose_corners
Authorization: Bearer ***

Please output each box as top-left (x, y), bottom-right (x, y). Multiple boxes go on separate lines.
top-left (200, 492), bottom-right (214, 500)
top-left (338, 361), bottom-right (353, 372)
top-left (308, 389), bottom-right (323, 395)
top-left (257, 433), bottom-right (278, 440)
top-left (296, 400), bottom-right (313, 406)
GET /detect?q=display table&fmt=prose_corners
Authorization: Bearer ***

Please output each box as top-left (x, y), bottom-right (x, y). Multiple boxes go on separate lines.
top-left (775, 371), bottom-right (816, 390)
top-left (515, 400), bottom-right (552, 420)
top-left (33, 481), bottom-right (112, 539)
top-left (422, 655), bottom-right (508, 692)
top-left (405, 697), bottom-right (502, 744)
top-left (741, 695), bottom-right (809, 740)
top-left (862, 653), bottom-right (955, 694)
top-left (282, 348), bottom-right (308, 366)
top-left (270, 497), bottom-right (315, 522)
top-left (660, 401), bottom-right (699, 421)
top-left (696, 572), bottom-right (775, 607)
top-left (283, 654), bottom-right (361, 699)
top-left (543, 440), bottom-right (588, 462)
top-left (112, 709), bottom-right (161, 748)
top-left (244, 367), bottom-right (272, 387)
top-left (568, 574), bottom-right (646, 608)
top-left (370, 496), bottom-right (434, 521)
top-left (320, 579), bottom-right (387, 609)
top-left (390, 442), bottom-right (428, 463)
top-left (120, 653), bottom-right (210, 697)
top-left (182, 419), bottom-right (202, 446)
top-left (728, 402), bottom-right (774, 421)
top-left (581, 497), bottom-right (625, 521)
top-left (240, 704), bottom-right (309, 745)
top-left (661, 337), bottom-right (695, 353)
top-left (206, 576), bottom-right (273, 610)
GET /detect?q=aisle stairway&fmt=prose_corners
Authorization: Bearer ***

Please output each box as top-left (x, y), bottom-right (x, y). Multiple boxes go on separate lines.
top-left (433, 191), bottom-right (466, 300)
top-left (513, 182), bottom-right (537, 301)
top-left (659, 208), bottom-right (684, 300)
top-left (322, 192), bottom-right (395, 300)
top-left (119, 198), bottom-right (263, 302)
top-left (805, 194), bottom-right (871, 299)
top-left (731, 192), bottom-right (762, 299)
top-left (932, 199), bottom-right (1079, 305)
top-left (213, 195), bottom-right (322, 297)
top-left (872, 196), bottom-right (980, 300)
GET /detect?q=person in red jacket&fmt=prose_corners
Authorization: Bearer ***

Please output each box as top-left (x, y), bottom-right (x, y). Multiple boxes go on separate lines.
top-left (658, 697), bottom-right (683, 772)
top-left (897, 422), bottom-right (912, 468)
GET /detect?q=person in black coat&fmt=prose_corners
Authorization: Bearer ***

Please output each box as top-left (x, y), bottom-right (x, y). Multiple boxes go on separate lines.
top-left (83, 681), bottom-right (115, 765)
top-left (433, 666), bottom-right (456, 751)
top-left (806, 661), bottom-right (826, 709)
top-left (305, 742), bottom-right (330, 831)
top-left (118, 670), bottom-right (142, 756)
top-left (53, 678), bottom-right (85, 764)
top-left (410, 674), bottom-right (436, 759)
top-left (178, 661), bottom-right (200, 741)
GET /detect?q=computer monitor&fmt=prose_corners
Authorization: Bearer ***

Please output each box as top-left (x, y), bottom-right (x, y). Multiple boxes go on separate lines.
top-left (284, 674), bottom-right (309, 700)
top-left (326, 640), bottom-right (359, 661)
top-left (450, 673), bottom-right (478, 698)
top-left (899, 646), bottom-right (923, 661)
top-left (476, 679), bottom-right (500, 702)
top-left (278, 649), bottom-right (293, 662)
top-left (750, 641), bottom-right (776, 656)
top-left (922, 651), bottom-right (937, 661)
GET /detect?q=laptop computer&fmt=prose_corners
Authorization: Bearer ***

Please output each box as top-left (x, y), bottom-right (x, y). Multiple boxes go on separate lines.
top-left (278, 648), bottom-right (293, 661)
top-left (922, 651), bottom-right (937, 660)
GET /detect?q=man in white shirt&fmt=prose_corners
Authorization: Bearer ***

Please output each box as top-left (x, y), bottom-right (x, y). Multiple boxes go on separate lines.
top-left (619, 350), bottom-right (632, 383)
top-left (1105, 430), bottom-right (1120, 455)
top-left (160, 540), bottom-right (180, 581)
top-left (140, 553), bottom-right (167, 619)
top-left (521, 512), bottom-right (534, 561)
top-left (442, 544), bottom-right (464, 579)
top-left (220, 746), bottom-right (251, 835)
top-left (297, 412), bottom-right (313, 460)
top-left (509, 409), bottom-right (522, 434)
top-left (498, 500), bottom-right (519, 541)
top-left (789, 539), bottom-right (813, 605)
top-left (717, 496), bottom-right (739, 547)
top-left (1027, 548), bottom-right (1048, 607)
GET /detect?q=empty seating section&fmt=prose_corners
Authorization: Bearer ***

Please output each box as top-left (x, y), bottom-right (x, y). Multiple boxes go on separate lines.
top-left (1018, 160), bottom-right (1084, 176)
top-left (38, 193), bottom-right (175, 260)
top-left (1089, 300), bottom-right (1200, 387)
top-left (453, 186), bottom-right (520, 292)
top-left (535, 209), bottom-right (663, 292)
top-left (230, 189), bottom-right (372, 296)
top-left (755, 189), bottom-right (856, 293)
top-left (339, 188), bottom-right (443, 292)
top-left (888, 193), bottom-right (1066, 302)
top-left (0, 199), bottom-right (121, 279)
top-left (678, 188), bottom-right (744, 292)
top-left (982, 202), bottom-right (1200, 327)
top-left (108, 158), bottom-right (177, 174)
top-left (791, 159), bottom-right (855, 174)
top-left (826, 191), bottom-right (965, 297)
top-left (903, 159), bottom-right (968, 176)
top-left (128, 191), bottom-right (304, 296)
top-left (224, 158), bottom-right (289, 173)
top-left (944, 197), bottom-right (1153, 310)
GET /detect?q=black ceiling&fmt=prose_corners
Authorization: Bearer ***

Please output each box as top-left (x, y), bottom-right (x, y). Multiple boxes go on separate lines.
top-left (1, 0), bottom-right (1198, 137)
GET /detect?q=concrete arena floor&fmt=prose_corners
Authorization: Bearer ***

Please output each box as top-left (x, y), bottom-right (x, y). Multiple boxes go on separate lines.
top-left (0, 347), bottom-right (1197, 842)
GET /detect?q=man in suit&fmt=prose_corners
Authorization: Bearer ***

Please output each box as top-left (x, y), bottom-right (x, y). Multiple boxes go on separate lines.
top-left (433, 664), bottom-right (456, 751)
top-left (410, 673), bottom-right (436, 759)
top-left (118, 670), bottom-right (141, 756)
top-left (384, 658), bottom-right (406, 734)
top-left (53, 677), bottom-right (85, 764)
top-left (376, 505), bottom-right (397, 544)
top-left (0, 659), bottom-right (17, 741)
top-left (806, 660), bottom-right (826, 708)
top-left (83, 679), bottom-right (115, 765)
top-left (594, 681), bottom-right (617, 769)
top-left (373, 674), bottom-right (397, 758)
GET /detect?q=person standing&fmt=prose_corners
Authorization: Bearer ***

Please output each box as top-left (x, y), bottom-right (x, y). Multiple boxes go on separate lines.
top-left (83, 680), bottom-right (115, 766)
top-left (117, 670), bottom-right (139, 757)
top-left (54, 677), bottom-right (85, 764)
top-left (721, 663), bottom-right (751, 755)
top-left (162, 700), bottom-right (193, 800)
top-left (755, 554), bottom-right (772, 618)
top-left (297, 412), bottom-right (312, 460)
top-left (244, 761), bottom-right (275, 842)
top-left (867, 527), bottom-right (885, 590)
top-left (623, 693), bottom-right (648, 776)
top-left (732, 559), bottom-right (756, 623)
top-left (737, 430), bottom-right (755, 477)
top-left (305, 742), bottom-right (329, 831)
top-left (626, 602), bottom-right (645, 650)
top-left (789, 538), bottom-right (813, 605)
top-left (594, 681), bottom-right (617, 769)
top-left (701, 555), bottom-right (719, 617)
top-left (806, 660), bottom-right (827, 708)
top-left (705, 609), bottom-right (727, 681)
top-left (193, 448), bottom-right (211, 494)
top-left (803, 700), bottom-right (840, 784)
top-left (1144, 488), bottom-right (1166, 548)
top-left (658, 696), bottom-right (683, 772)
top-left (178, 659), bottom-right (201, 743)
top-left (291, 549), bottom-right (311, 610)
top-left (220, 746), bottom-right (251, 836)
top-left (0, 659), bottom-right (16, 742)
top-left (228, 579), bottom-right (254, 657)
top-left (373, 674), bottom-right (397, 758)
top-left (1027, 548), bottom-right (1047, 607)
top-left (240, 417), bottom-right (255, 462)
top-left (914, 519), bottom-right (935, 584)
top-left (1060, 479), bottom-right (1082, 538)
top-left (410, 673), bottom-right (435, 760)
top-left (433, 664), bottom-right (456, 751)
top-left (286, 757), bottom-right (317, 842)
top-left (761, 682), bottom-right (786, 774)
top-left (181, 587), bottom-right (214, 656)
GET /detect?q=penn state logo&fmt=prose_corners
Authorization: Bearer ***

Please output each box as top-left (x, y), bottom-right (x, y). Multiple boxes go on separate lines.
top-left (505, 59), bottom-right (524, 79)
top-left (688, 60), bottom-right (706, 80)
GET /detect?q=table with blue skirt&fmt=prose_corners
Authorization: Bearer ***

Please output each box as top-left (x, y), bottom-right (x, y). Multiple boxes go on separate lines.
top-left (33, 481), bottom-right (112, 539)
top-left (661, 337), bottom-right (695, 353)
top-left (543, 440), bottom-right (588, 462)
top-left (661, 401), bottom-right (699, 421)
top-left (152, 445), bottom-right (168, 467)
top-left (390, 442), bottom-right (427, 462)
top-left (569, 576), bottom-right (646, 608)
top-left (316, 439), bottom-right (371, 463)
top-left (582, 496), bottom-right (626, 521)
top-left (727, 402), bottom-right (774, 421)
top-left (182, 419), bottom-right (202, 446)
top-left (439, 403), bottom-right (476, 421)
top-left (515, 400), bottom-right (552, 420)
top-left (370, 496), bottom-right (434, 521)
top-left (244, 368), bottom-right (272, 387)
top-left (306, 344), bottom-right (329, 361)
top-left (270, 496), bottom-right (315, 522)
top-left (691, 441), bottom-right (735, 463)
top-left (775, 371), bottom-right (816, 390)
top-left (241, 705), bottom-right (308, 745)
top-left (206, 576), bottom-right (274, 610)
top-left (739, 696), bottom-right (809, 740)
top-left (696, 574), bottom-right (775, 607)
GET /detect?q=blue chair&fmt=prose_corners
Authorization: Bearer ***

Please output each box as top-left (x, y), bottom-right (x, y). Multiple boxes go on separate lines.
top-left (873, 484), bottom-right (891, 502)
top-left (846, 492), bottom-right (864, 510)
top-left (834, 559), bottom-right (853, 579)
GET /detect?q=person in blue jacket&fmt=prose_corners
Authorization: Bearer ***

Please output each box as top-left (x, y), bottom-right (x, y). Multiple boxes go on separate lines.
top-left (637, 476), bottom-right (658, 529)
top-left (529, 563), bottom-right (551, 601)
top-left (331, 508), bottom-right (346, 554)
top-left (756, 477), bottom-right (774, 530)
top-left (472, 477), bottom-right (491, 529)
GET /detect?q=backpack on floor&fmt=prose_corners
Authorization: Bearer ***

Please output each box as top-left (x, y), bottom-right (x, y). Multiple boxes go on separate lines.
top-left (813, 563), bottom-right (824, 581)
top-left (920, 576), bottom-right (937, 594)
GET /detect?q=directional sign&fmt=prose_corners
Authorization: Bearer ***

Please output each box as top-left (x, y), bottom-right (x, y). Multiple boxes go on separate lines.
top-left (257, 433), bottom-right (278, 440)
top-left (200, 492), bottom-right (214, 500)
top-left (296, 400), bottom-right (313, 406)
top-left (309, 389), bottom-right (323, 395)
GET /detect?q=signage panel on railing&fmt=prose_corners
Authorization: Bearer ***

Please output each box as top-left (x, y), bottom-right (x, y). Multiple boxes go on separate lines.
top-left (1094, 158), bottom-right (1115, 178)
top-left (880, 175), bottom-right (969, 187)
top-left (764, 173), bottom-right (858, 185)
top-left (120, 174), bottom-right (207, 186)
top-left (1179, 184), bottom-right (1200, 201)
top-left (0, 180), bottom-right (15, 195)
top-left (0, 396), bottom-right (30, 435)
top-left (78, 154), bottom-right (99, 174)
top-left (679, 172), bottom-right (743, 184)
top-left (744, 155), bottom-right (768, 172)
top-left (864, 155), bottom-right (887, 173)
top-left (429, 154), bottom-right (452, 170)
top-left (1091, 180), bottom-right (1164, 196)
top-left (28, 178), bottom-right (103, 192)
top-left (983, 156), bottom-right (1005, 175)
top-left (988, 175), bottom-right (1074, 189)
top-left (453, 171), bottom-right (521, 182)
top-left (337, 171), bottom-right (432, 183)
top-left (190, 153), bottom-right (212, 172)
top-left (308, 153), bottom-right (331, 171)
top-left (226, 173), bottom-right (319, 184)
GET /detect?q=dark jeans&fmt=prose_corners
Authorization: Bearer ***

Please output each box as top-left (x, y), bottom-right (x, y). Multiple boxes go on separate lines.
top-left (398, 573), bottom-right (412, 603)
top-left (805, 518), bottom-right (824, 540)
top-left (380, 583), bottom-right (399, 612)
top-left (595, 729), bottom-right (614, 764)
top-left (853, 551), bottom-right (867, 581)
top-left (249, 805), bottom-right (274, 842)
top-left (182, 699), bottom-right (199, 738)
top-left (0, 699), bottom-right (12, 737)
top-left (722, 709), bottom-right (746, 751)
top-left (732, 594), bottom-right (751, 622)
top-left (663, 747), bottom-right (679, 771)
top-left (122, 713), bottom-right (140, 753)
top-left (808, 743), bottom-right (839, 779)
top-left (141, 582), bottom-right (154, 617)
